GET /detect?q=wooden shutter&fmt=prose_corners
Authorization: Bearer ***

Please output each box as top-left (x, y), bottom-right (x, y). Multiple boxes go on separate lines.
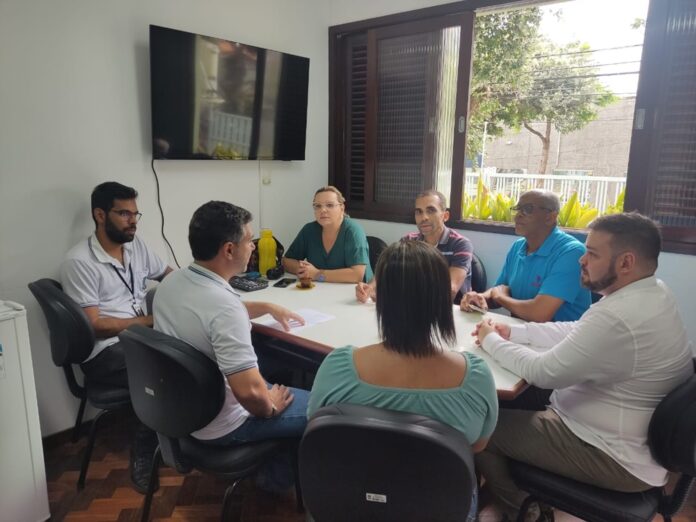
top-left (346, 34), bottom-right (367, 204)
top-left (627, 0), bottom-right (696, 252)
top-left (331, 13), bottom-right (474, 222)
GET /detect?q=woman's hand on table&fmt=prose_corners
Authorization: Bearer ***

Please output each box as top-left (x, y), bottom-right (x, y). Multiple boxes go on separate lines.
top-left (297, 260), bottom-right (319, 280)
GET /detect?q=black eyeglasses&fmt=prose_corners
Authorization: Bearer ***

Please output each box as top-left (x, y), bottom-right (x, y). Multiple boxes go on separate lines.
top-left (511, 203), bottom-right (553, 216)
top-left (110, 209), bottom-right (143, 222)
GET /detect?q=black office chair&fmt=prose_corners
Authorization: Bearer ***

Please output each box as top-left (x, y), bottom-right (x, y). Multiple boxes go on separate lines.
top-left (366, 235), bottom-right (388, 273)
top-left (509, 374), bottom-right (696, 522)
top-left (119, 325), bottom-right (302, 522)
top-left (28, 278), bottom-right (132, 490)
top-left (299, 403), bottom-right (476, 522)
top-left (471, 252), bottom-right (487, 293)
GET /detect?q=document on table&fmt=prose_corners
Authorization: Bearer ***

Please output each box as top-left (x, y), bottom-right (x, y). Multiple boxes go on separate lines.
top-left (254, 308), bottom-right (335, 332)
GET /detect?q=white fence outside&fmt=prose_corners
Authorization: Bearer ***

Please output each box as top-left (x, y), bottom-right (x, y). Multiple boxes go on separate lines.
top-left (207, 111), bottom-right (253, 156)
top-left (464, 169), bottom-right (626, 212)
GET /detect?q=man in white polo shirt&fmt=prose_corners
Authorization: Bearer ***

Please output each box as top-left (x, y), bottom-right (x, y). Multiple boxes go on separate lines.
top-left (60, 181), bottom-right (172, 493)
top-left (473, 213), bottom-right (693, 520)
top-left (154, 200), bottom-right (309, 492)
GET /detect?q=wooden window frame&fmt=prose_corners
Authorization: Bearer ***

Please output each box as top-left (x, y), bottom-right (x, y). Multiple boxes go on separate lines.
top-left (624, 0), bottom-right (696, 254)
top-left (329, 0), bottom-right (696, 253)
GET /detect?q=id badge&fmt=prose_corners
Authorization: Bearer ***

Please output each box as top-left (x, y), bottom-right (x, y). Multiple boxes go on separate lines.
top-left (132, 303), bottom-right (145, 317)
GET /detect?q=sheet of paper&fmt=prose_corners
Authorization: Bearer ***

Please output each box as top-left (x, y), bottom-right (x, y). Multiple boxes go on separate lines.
top-left (253, 308), bottom-right (335, 332)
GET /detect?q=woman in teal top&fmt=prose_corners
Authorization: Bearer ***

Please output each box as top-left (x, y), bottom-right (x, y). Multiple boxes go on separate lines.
top-left (282, 186), bottom-right (372, 283)
top-left (308, 240), bottom-right (498, 521)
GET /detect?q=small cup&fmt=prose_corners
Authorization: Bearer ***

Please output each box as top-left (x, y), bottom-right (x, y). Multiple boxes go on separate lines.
top-left (299, 276), bottom-right (313, 288)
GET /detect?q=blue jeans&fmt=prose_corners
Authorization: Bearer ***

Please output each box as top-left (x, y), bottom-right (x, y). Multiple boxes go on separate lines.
top-left (203, 387), bottom-right (309, 445)
top-left (202, 387), bottom-right (309, 493)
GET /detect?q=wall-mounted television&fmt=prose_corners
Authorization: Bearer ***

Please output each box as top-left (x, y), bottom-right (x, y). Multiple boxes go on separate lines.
top-left (150, 25), bottom-right (309, 160)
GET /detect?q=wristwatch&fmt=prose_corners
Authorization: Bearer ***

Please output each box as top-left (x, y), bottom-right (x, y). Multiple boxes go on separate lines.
top-left (317, 271), bottom-right (326, 282)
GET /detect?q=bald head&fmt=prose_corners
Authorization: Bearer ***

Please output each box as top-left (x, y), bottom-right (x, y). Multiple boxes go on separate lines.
top-left (513, 190), bottom-right (560, 242)
top-left (521, 190), bottom-right (560, 213)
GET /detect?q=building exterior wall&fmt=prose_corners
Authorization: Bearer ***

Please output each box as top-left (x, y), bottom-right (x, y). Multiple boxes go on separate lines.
top-left (483, 97), bottom-right (636, 177)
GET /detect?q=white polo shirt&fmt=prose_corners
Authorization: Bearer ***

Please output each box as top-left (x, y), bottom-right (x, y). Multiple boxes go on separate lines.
top-left (153, 264), bottom-right (258, 440)
top-left (60, 234), bottom-right (168, 361)
top-left (482, 276), bottom-right (694, 486)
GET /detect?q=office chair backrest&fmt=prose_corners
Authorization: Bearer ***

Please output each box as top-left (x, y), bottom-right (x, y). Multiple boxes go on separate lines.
top-left (28, 278), bottom-right (95, 366)
top-left (366, 236), bottom-right (388, 273)
top-left (648, 374), bottom-right (696, 475)
top-left (300, 403), bottom-right (476, 522)
top-left (119, 325), bottom-right (225, 439)
top-left (471, 252), bottom-right (487, 293)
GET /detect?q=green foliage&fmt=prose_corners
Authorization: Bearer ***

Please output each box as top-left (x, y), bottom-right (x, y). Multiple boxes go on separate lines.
top-left (558, 192), bottom-right (599, 228)
top-left (212, 143), bottom-right (244, 159)
top-left (604, 188), bottom-right (626, 215)
top-left (467, 8), bottom-right (543, 165)
top-left (467, 8), bottom-right (619, 171)
top-left (461, 176), bottom-right (514, 221)
top-left (461, 183), bottom-right (625, 228)
top-left (513, 41), bottom-right (617, 134)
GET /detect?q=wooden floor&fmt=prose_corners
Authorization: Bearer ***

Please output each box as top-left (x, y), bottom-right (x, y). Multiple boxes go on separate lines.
top-left (45, 410), bottom-right (696, 522)
top-left (44, 411), bottom-right (303, 522)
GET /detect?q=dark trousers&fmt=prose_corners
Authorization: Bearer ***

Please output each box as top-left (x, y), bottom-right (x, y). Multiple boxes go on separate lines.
top-left (81, 342), bottom-right (129, 389)
top-left (81, 343), bottom-right (157, 454)
top-left (498, 385), bottom-right (552, 411)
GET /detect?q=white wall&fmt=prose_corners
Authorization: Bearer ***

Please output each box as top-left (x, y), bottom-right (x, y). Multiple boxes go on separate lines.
top-left (1, 0), bottom-right (694, 437)
top-left (0, 0), bottom-right (329, 436)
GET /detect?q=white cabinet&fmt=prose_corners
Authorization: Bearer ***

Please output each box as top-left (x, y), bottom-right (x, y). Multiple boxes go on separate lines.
top-left (0, 301), bottom-right (50, 522)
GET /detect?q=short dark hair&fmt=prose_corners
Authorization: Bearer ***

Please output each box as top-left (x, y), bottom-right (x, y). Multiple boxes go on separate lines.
top-left (188, 201), bottom-right (252, 261)
top-left (91, 182), bottom-right (138, 226)
top-left (416, 189), bottom-right (448, 211)
top-left (375, 241), bottom-right (456, 356)
top-left (588, 212), bottom-right (662, 269)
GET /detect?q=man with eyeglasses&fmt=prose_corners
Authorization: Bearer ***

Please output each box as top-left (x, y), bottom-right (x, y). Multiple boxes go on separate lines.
top-left (473, 213), bottom-right (693, 521)
top-left (60, 181), bottom-right (173, 493)
top-left (461, 189), bottom-right (591, 323)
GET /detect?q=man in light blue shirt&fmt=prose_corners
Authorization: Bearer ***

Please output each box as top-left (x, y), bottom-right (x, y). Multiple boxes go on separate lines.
top-left (461, 190), bottom-right (590, 323)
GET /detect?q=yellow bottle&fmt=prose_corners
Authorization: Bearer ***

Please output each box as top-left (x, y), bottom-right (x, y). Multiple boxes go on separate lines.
top-left (258, 229), bottom-right (277, 277)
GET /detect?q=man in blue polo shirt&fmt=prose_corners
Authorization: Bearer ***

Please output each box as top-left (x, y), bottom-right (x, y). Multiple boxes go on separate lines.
top-left (461, 190), bottom-right (590, 323)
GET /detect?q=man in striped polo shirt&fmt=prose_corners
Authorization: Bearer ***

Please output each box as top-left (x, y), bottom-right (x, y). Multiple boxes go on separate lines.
top-left (356, 190), bottom-right (474, 303)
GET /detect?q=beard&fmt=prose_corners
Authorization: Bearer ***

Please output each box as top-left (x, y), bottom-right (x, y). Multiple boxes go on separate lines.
top-left (105, 216), bottom-right (136, 244)
top-left (582, 264), bottom-right (618, 293)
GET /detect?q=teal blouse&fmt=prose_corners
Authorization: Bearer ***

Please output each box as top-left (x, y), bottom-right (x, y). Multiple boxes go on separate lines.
top-left (308, 347), bottom-right (499, 444)
top-left (284, 217), bottom-right (373, 281)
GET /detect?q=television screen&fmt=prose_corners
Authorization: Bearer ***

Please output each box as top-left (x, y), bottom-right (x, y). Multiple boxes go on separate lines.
top-left (150, 25), bottom-right (309, 160)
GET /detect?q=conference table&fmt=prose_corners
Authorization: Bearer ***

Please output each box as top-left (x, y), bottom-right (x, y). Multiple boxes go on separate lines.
top-left (240, 281), bottom-right (527, 400)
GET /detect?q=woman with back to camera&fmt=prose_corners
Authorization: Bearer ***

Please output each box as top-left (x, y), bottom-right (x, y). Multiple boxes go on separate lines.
top-left (282, 186), bottom-right (372, 283)
top-left (308, 240), bottom-right (498, 520)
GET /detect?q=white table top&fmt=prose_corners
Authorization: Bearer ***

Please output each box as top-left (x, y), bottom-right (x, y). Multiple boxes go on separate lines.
top-left (240, 281), bottom-right (526, 399)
